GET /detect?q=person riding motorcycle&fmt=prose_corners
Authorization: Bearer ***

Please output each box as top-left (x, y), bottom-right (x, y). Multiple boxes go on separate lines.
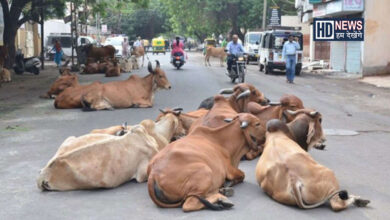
top-left (226, 34), bottom-right (245, 76)
top-left (171, 37), bottom-right (186, 63)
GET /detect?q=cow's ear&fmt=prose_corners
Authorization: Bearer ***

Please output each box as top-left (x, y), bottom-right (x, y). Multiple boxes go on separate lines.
top-left (148, 61), bottom-right (155, 74)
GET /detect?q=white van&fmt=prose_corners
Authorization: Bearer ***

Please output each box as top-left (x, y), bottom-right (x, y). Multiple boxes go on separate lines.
top-left (45, 33), bottom-right (96, 60)
top-left (244, 32), bottom-right (263, 63)
top-left (103, 36), bottom-right (129, 58)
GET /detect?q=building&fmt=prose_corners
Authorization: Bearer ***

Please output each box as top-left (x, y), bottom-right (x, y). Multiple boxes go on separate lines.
top-left (296, 0), bottom-right (390, 76)
top-left (15, 22), bottom-right (41, 57)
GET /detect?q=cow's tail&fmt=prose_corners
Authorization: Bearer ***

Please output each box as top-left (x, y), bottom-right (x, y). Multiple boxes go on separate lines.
top-left (292, 179), bottom-right (348, 209)
top-left (147, 175), bottom-right (182, 208)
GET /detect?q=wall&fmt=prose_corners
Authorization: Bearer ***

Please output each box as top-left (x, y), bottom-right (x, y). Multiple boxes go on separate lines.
top-left (15, 23), bottom-right (41, 57)
top-left (363, 0), bottom-right (390, 75)
top-left (281, 15), bottom-right (311, 58)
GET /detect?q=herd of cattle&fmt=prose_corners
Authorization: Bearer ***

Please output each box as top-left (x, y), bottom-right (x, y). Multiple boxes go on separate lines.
top-left (36, 53), bottom-right (370, 214)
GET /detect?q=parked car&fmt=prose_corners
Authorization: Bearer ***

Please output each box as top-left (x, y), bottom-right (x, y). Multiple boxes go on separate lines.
top-left (258, 28), bottom-right (303, 75)
top-left (244, 32), bottom-right (263, 64)
top-left (45, 33), bottom-right (96, 60)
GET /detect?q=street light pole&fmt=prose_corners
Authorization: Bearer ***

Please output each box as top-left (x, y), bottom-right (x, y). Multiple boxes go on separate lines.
top-left (262, 0), bottom-right (267, 30)
top-left (40, 0), bottom-right (44, 70)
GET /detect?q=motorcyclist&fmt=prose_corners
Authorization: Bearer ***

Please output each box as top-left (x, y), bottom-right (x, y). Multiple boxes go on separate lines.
top-left (226, 34), bottom-right (245, 75)
top-left (171, 36), bottom-right (186, 63)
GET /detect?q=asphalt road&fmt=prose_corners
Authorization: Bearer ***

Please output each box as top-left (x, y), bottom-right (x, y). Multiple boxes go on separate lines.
top-left (1, 52), bottom-right (389, 219)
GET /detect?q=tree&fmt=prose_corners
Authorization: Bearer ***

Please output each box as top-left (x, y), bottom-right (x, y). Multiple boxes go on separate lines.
top-left (1, 0), bottom-right (67, 67)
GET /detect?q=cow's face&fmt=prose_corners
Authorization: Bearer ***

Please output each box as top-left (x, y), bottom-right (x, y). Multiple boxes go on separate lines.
top-left (238, 113), bottom-right (266, 150)
top-left (285, 109), bottom-right (325, 150)
top-left (156, 108), bottom-right (186, 141)
top-left (149, 61), bottom-right (171, 90)
top-left (48, 74), bottom-right (78, 96)
top-left (280, 94), bottom-right (305, 122)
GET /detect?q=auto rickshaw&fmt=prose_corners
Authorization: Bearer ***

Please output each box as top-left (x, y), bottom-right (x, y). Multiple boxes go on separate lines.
top-left (152, 38), bottom-right (166, 55)
top-left (203, 38), bottom-right (216, 54)
top-left (143, 39), bottom-right (150, 52)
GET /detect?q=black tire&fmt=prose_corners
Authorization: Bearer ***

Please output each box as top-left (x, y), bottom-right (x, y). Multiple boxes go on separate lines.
top-left (295, 65), bottom-right (301, 76)
top-left (231, 76), bottom-right (236, 83)
top-left (264, 64), bottom-right (271, 75)
top-left (33, 67), bottom-right (40, 75)
top-left (176, 66), bottom-right (180, 70)
top-left (238, 67), bottom-right (245, 83)
top-left (259, 64), bottom-right (264, 72)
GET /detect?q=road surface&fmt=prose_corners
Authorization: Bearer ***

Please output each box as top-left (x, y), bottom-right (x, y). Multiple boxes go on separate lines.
top-left (0, 52), bottom-right (389, 219)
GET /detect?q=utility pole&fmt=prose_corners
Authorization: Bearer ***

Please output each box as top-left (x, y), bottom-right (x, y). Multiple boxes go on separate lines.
top-left (40, 0), bottom-right (44, 70)
top-left (262, 0), bottom-right (267, 30)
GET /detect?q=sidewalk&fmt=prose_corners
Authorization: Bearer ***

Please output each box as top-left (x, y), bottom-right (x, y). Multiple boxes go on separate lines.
top-left (359, 75), bottom-right (390, 88)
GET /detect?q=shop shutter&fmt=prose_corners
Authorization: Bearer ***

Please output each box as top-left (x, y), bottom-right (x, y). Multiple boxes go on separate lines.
top-left (330, 41), bottom-right (345, 71)
top-left (346, 41), bottom-right (361, 73)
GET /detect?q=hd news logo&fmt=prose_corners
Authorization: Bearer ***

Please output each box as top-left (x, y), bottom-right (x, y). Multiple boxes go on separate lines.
top-left (313, 18), bottom-right (364, 41)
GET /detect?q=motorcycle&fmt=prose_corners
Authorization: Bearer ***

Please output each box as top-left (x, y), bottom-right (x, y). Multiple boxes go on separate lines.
top-left (171, 52), bottom-right (185, 69)
top-left (227, 53), bottom-right (247, 83)
top-left (13, 51), bottom-right (41, 75)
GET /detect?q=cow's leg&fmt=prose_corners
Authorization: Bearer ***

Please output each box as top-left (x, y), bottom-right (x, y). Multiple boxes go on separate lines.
top-left (220, 57), bottom-right (224, 67)
top-left (245, 147), bottom-right (263, 160)
top-left (204, 56), bottom-right (208, 66)
top-left (142, 55), bottom-right (144, 67)
top-left (224, 165), bottom-right (245, 187)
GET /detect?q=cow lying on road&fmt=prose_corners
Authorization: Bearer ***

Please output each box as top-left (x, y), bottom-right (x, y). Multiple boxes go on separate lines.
top-left (81, 61), bottom-right (170, 111)
top-left (40, 72), bottom-right (79, 99)
top-left (37, 112), bottom-right (185, 191)
top-left (256, 115), bottom-right (370, 211)
top-left (54, 81), bottom-right (101, 109)
top-left (147, 113), bottom-right (265, 212)
top-left (244, 94), bottom-right (305, 159)
top-left (198, 83), bottom-right (270, 111)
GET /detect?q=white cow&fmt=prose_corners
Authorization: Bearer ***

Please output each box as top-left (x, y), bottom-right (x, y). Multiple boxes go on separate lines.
top-left (37, 113), bottom-right (185, 191)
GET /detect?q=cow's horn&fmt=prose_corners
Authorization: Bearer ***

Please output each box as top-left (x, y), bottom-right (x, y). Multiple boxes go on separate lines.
top-left (148, 61), bottom-right (154, 73)
top-left (155, 60), bottom-right (160, 68)
top-left (122, 122), bottom-right (128, 130)
top-left (224, 118), bottom-right (233, 123)
top-left (240, 121), bottom-right (249, 128)
top-left (309, 111), bottom-right (318, 117)
top-left (236, 89), bottom-right (251, 101)
top-left (219, 88), bottom-right (234, 95)
top-left (159, 109), bottom-right (166, 114)
top-left (269, 102), bottom-right (281, 106)
top-left (173, 107), bottom-right (183, 112)
top-left (286, 110), bottom-right (298, 115)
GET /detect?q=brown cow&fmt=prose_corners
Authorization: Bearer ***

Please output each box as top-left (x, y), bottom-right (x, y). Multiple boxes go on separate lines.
top-left (205, 46), bottom-right (227, 67)
top-left (0, 68), bottom-right (11, 83)
top-left (156, 108), bottom-right (209, 140)
top-left (131, 46), bottom-right (145, 67)
top-left (198, 83), bottom-right (270, 111)
top-left (81, 60), bottom-right (171, 111)
top-left (244, 94), bottom-right (305, 159)
top-left (105, 59), bottom-right (120, 77)
top-left (59, 60), bottom-right (71, 75)
top-left (54, 82), bottom-right (102, 109)
top-left (81, 44), bottom-right (115, 63)
top-left (256, 116), bottom-right (369, 211)
top-left (40, 73), bottom-right (79, 99)
top-left (147, 113), bottom-right (265, 212)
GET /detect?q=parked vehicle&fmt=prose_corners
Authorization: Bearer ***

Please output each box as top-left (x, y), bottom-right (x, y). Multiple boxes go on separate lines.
top-left (244, 32), bottom-right (263, 64)
top-left (227, 53), bottom-right (247, 83)
top-left (13, 51), bottom-right (41, 75)
top-left (171, 52), bottom-right (185, 69)
top-left (152, 38), bottom-right (166, 55)
top-left (45, 33), bottom-right (96, 60)
top-left (103, 36), bottom-right (129, 58)
top-left (258, 27), bottom-right (303, 75)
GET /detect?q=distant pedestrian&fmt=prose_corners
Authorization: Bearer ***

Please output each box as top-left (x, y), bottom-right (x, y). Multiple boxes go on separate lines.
top-left (122, 38), bottom-right (129, 58)
top-left (282, 35), bottom-right (300, 83)
top-left (52, 40), bottom-right (63, 68)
